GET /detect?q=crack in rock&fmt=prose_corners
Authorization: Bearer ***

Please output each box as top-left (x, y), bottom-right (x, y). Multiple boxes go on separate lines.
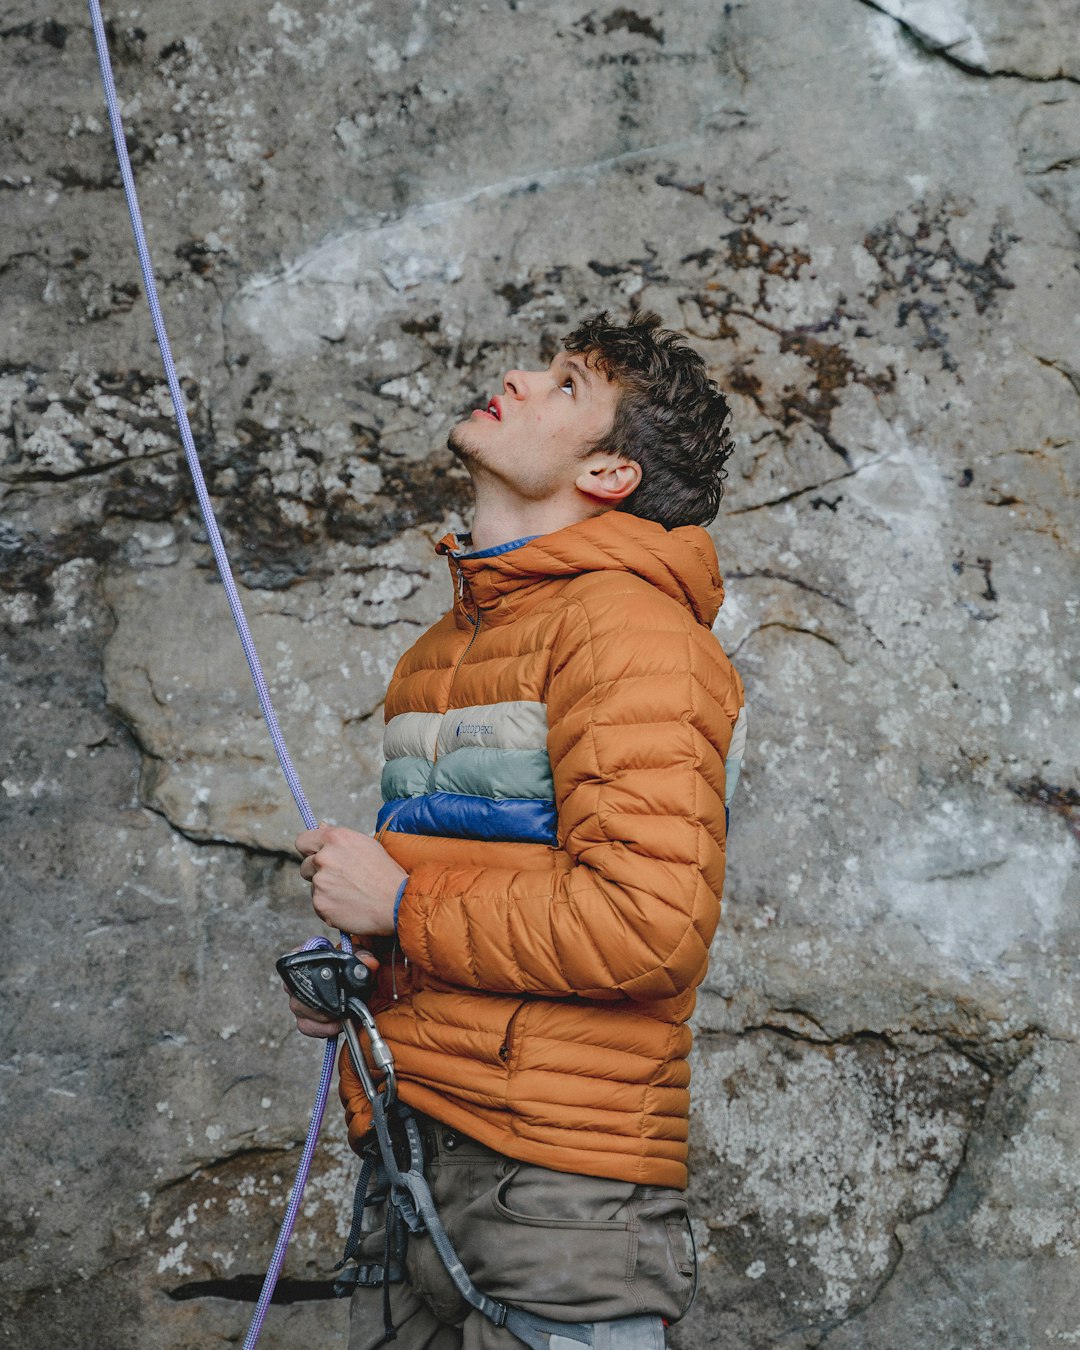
top-left (858, 0), bottom-right (1080, 85)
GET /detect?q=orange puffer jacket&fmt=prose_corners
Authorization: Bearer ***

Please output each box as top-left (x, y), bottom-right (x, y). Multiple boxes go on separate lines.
top-left (340, 510), bottom-right (746, 1189)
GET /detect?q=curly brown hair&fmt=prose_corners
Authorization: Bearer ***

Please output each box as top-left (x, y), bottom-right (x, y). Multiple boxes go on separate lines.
top-left (563, 311), bottom-right (734, 529)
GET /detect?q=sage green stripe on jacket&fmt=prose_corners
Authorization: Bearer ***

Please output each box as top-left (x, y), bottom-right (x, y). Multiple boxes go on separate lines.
top-left (382, 747), bottom-right (554, 804)
top-left (381, 754), bottom-right (433, 801)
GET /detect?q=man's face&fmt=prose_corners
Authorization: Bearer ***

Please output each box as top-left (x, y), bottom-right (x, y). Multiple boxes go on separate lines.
top-left (448, 351), bottom-right (622, 503)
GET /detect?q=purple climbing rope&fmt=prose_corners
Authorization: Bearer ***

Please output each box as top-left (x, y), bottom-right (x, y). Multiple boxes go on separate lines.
top-left (86, 5), bottom-right (349, 1344)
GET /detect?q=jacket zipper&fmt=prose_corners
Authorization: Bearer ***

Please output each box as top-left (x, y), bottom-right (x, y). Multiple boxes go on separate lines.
top-left (498, 1001), bottom-right (526, 1065)
top-left (443, 563), bottom-right (482, 726)
top-left (450, 609), bottom-right (482, 684)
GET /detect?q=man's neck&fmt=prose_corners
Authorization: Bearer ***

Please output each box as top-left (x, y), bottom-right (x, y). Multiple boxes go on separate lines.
top-left (466, 485), bottom-right (604, 554)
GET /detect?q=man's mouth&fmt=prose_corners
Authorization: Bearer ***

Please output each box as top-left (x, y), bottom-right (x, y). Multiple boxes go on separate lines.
top-left (475, 396), bottom-right (501, 422)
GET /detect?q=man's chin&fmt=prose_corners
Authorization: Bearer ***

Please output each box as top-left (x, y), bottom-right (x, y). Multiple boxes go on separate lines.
top-left (447, 423), bottom-right (480, 464)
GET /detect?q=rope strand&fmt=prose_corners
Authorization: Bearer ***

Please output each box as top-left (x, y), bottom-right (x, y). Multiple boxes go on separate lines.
top-left (85, 6), bottom-right (349, 1344)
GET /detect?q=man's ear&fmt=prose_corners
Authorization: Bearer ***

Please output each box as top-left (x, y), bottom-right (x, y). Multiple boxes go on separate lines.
top-left (575, 453), bottom-right (642, 504)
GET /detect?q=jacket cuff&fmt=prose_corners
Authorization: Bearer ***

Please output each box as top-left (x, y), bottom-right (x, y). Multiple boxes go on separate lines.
top-left (392, 877), bottom-right (408, 931)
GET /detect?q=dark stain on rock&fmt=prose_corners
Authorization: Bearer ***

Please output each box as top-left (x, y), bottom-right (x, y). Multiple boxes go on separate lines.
top-left (0, 519), bottom-right (117, 603)
top-left (576, 8), bottom-right (665, 43)
top-left (1009, 779), bottom-right (1080, 839)
top-left (953, 552), bottom-right (997, 602)
top-left (206, 417), bottom-right (323, 590)
top-left (776, 325), bottom-right (895, 464)
top-left (49, 164), bottom-right (121, 192)
top-left (103, 19), bottom-right (147, 63)
top-left (5, 367), bottom-right (192, 481)
top-left (400, 313), bottom-right (442, 336)
top-left (497, 264), bottom-right (577, 317)
top-left (167, 1275), bottom-right (337, 1304)
top-left (1, 369), bottom-right (203, 602)
top-left (240, 371), bottom-right (273, 410)
top-left (4, 363), bottom-right (467, 599)
top-left (73, 275), bottom-right (142, 323)
top-left (655, 173), bottom-right (705, 196)
top-left (102, 461), bottom-right (187, 521)
top-left (537, 329), bottom-right (563, 364)
top-left (202, 417), bottom-right (469, 588)
top-left (0, 18), bottom-right (69, 50)
top-left (175, 240), bottom-right (218, 276)
top-left (498, 280), bottom-right (539, 313)
top-left (723, 218), bottom-right (811, 287)
top-left (155, 38), bottom-right (189, 69)
top-left (863, 203), bottom-right (1017, 371)
top-left (725, 362), bottom-right (765, 413)
top-left (678, 194), bottom-right (815, 321)
top-left (325, 452), bottom-right (470, 549)
top-left (707, 290), bottom-right (895, 464)
top-left (587, 245), bottom-right (667, 290)
top-left (51, 126), bottom-right (154, 192)
top-left (681, 196), bottom-right (1010, 462)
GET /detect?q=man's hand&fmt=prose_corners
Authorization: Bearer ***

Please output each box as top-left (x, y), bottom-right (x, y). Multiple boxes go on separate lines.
top-left (295, 824), bottom-right (405, 937)
top-left (285, 949), bottom-right (379, 1039)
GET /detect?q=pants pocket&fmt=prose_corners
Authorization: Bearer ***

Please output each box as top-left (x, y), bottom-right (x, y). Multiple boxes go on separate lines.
top-left (456, 1161), bottom-right (640, 1322)
top-left (630, 1187), bottom-right (696, 1322)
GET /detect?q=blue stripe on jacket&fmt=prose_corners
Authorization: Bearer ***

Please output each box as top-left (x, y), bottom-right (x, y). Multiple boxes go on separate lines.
top-left (377, 792), bottom-right (557, 845)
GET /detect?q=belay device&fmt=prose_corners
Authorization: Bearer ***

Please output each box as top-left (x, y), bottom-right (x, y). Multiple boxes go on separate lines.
top-left (276, 948), bottom-right (394, 1105)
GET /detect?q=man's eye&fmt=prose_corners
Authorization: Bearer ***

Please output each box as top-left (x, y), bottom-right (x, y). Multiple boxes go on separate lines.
top-left (560, 379), bottom-right (574, 395)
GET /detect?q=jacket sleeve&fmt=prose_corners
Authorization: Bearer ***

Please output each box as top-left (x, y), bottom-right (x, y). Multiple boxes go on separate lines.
top-left (394, 590), bottom-right (741, 1001)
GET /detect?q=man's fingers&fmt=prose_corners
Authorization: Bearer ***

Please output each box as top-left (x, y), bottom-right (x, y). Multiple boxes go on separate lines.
top-left (295, 823), bottom-right (331, 858)
top-left (286, 991), bottom-right (337, 1023)
top-left (295, 1015), bottom-right (342, 1039)
top-left (288, 995), bottom-right (342, 1036)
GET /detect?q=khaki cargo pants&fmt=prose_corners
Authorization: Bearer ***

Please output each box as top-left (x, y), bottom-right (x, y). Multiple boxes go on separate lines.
top-left (347, 1116), bottom-right (696, 1349)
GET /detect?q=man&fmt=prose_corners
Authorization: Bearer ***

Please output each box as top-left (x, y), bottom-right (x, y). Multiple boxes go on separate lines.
top-left (288, 312), bottom-right (746, 1349)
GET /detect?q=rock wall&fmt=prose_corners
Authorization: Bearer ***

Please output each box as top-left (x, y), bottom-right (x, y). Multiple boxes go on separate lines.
top-left (2, 2), bottom-right (1077, 1346)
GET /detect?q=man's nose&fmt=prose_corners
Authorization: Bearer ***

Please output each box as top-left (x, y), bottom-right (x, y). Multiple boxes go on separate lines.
top-left (503, 369), bottom-right (537, 399)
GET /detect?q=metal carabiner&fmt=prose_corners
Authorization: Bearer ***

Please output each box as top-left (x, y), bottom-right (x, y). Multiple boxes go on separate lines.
top-left (343, 1001), bottom-right (398, 1108)
top-left (277, 946), bottom-right (397, 1106)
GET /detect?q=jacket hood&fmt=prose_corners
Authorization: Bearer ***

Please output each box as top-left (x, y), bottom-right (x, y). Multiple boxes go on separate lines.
top-left (437, 511), bottom-right (725, 628)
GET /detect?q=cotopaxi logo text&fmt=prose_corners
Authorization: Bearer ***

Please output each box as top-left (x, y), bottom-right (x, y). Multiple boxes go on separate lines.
top-left (455, 722), bottom-right (495, 737)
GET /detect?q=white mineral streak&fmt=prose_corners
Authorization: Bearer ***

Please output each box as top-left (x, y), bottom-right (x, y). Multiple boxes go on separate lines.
top-left (230, 136), bottom-right (715, 359)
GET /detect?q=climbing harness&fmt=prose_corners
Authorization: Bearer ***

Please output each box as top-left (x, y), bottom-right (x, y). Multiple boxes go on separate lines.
top-left (276, 949), bottom-right (651, 1350)
top-left (87, 9), bottom-right (686, 1347)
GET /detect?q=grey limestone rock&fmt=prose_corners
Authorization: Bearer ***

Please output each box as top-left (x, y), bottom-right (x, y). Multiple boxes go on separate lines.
top-left (2, 1), bottom-right (1077, 1346)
